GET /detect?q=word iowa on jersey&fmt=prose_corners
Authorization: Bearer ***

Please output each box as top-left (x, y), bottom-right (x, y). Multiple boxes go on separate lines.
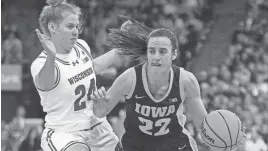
top-left (31, 39), bottom-right (96, 132)
top-left (124, 64), bottom-right (185, 138)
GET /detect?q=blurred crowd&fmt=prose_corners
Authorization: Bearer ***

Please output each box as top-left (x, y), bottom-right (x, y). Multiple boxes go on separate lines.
top-left (2, 106), bottom-right (43, 151)
top-left (75, 0), bottom-right (215, 68)
top-left (195, 18), bottom-right (268, 150)
top-left (76, 0), bottom-right (217, 89)
top-left (187, 2), bottom-right (268, 150)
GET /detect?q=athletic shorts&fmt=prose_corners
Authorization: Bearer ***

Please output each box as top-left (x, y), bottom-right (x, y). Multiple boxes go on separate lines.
top-left (122, 133), bottom-right (195, 151)
top-left (41, 120), bottom-right (123, 151)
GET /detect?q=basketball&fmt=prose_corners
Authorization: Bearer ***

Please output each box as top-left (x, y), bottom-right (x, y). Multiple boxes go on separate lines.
top-left (200, 110), bottom-right (245, 151)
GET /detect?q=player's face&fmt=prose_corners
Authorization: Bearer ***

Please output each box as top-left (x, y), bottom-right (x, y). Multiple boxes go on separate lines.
top-left (147, 37), bottom-right (175, 70)
top-left (54, 12), bottom-right (79, 51)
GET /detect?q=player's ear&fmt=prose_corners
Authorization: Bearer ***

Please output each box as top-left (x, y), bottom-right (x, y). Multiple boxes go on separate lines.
top-left (172, 49), bottom-right (178, 60)
top-left (48, 22), bottom-right (57, 35)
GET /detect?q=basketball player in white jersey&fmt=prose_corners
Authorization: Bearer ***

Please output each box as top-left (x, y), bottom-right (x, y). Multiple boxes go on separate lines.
top-left (91, 28), bottom-right (208, 151)
top-left (31, 0), bottom-right (126, 151)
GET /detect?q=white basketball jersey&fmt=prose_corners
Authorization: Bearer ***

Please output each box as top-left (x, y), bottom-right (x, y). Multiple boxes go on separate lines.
top-left (31, 39), bottom-right (103, 132)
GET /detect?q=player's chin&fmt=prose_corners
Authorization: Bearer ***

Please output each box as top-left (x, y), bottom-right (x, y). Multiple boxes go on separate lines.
top-left (67, 41), bottom-right (76, 49)
top-left (63, 44), bottom-right (74, 53)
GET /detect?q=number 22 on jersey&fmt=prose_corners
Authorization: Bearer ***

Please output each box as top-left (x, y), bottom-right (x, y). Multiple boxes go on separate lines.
top-left (139, 117), bottom-right (171, 136)
top-left (74, 78), bottom-right (96, 111)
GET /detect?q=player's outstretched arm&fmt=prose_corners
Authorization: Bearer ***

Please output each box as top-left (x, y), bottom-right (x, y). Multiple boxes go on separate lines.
top-left (183, 70), bottom-right (208, 131)
top-left (90, 68), bottom-right (134, 118)
top-left (32, 29), bottom-right (58, 91)
top-left (93, 48), bottom-right (124, 75)
top-left (75, 39), bottom-right (125, 75)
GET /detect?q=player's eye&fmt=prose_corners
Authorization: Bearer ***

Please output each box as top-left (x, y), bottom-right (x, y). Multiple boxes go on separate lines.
top-left (159, 49), bottom-right (167, 55)
top-left (149, 50), bottom-right (155, 54)
top-left (67, 25), bottom-right (74, 29)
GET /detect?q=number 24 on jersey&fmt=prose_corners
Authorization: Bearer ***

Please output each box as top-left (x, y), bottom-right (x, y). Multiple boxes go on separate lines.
top-left (74, 78), bottom-right (96, 111)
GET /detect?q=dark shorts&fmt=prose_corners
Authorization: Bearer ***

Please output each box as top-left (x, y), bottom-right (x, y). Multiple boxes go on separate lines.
top-left (122, 134), bottom-right (193, 151)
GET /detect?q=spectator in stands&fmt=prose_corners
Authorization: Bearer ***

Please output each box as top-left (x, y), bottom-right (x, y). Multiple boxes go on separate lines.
top-left (2, 30), bottom-right (23, 64)
top-left (1, 121), bottom-right (11, 151)
top-left (18, 126), bottom-right (42, 151)
top-left (9, 105), bottom-right (26, 151)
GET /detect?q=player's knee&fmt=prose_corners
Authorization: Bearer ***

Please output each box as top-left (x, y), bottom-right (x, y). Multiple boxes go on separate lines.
top-left (65, 143), bottom-right (90, 151)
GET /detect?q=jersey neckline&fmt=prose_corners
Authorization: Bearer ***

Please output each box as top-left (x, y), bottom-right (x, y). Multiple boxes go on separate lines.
top-left (142, 63), bottom-right (174, 103)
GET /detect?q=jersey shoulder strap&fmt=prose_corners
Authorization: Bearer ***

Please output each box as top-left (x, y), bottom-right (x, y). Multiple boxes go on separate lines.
top-left (133, 63), bottom-right (144, 87)
top-left (172, 65), bottom-right (181, 88)
top-left (76, 40), bottom-right (93, 60)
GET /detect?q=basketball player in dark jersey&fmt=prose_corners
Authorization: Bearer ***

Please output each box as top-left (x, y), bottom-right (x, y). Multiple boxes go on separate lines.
top-left (91, 28), bottom-right (208, 151)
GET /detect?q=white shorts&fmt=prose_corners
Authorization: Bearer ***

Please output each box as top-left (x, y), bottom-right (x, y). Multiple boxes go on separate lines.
top-left (41, 120), bottom-right (120, 151)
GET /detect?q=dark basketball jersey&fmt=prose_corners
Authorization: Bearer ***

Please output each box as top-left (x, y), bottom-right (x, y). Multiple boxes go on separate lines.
top-left (122, 64), bottom-right (196, 151)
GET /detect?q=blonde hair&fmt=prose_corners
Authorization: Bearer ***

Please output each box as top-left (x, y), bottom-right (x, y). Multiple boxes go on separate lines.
top-left (38, 0), bottom-right (82, 36)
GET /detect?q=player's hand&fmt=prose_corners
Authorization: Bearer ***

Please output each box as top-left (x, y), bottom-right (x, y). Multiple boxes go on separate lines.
top-left (36, 29), bottom-right (56, 57)
top-left (91, 86), bottom-right (107, 100)
top-left (90, 87), bottom-right (111, 118)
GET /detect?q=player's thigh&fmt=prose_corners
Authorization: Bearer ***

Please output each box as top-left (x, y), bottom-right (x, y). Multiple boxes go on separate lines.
top-left (41, 128), bottom-right (90, 151)
top-left (86, 120), bottom-right (122, 151)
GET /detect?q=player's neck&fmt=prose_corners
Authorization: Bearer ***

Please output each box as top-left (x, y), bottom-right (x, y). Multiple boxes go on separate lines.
top-left (146, 66), bottom-right (171, 99)
top-left (146, 65), bottom-right (170, 86)
top-left (52, 39), bottom-right (72, 54)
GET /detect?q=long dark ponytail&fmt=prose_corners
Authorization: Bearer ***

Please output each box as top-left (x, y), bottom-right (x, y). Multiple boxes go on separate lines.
top-left (106, 16), bottom-right (153, 61)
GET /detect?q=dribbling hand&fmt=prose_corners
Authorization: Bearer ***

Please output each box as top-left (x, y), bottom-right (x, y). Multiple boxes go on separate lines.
top-left (36, 29), bottom-right (56, 57)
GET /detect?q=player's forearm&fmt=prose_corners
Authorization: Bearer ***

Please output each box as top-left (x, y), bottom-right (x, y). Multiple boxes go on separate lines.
top-left (187, 99), bottom-right (207, 132)
top-left (35, 54), bottom-right (57, 91)
top-left (93, 49), bottom-right (121, 74)
top-left (93, 105), bottom-right (109, 118)
top-left (193, 116), bottom-right (205, 132)
top-left (192, 106), bottom-right (207, 132)
top-left (93, 97), bottom-right (118, 118)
